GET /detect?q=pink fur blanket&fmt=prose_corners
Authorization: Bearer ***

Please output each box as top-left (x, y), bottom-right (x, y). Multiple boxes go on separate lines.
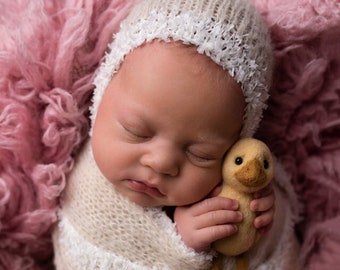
top-left (0, 0), bottom-right (339, 269)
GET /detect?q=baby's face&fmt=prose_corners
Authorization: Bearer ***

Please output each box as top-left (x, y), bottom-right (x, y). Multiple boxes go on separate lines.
top-left (91, 41), bottom-right (245, 207)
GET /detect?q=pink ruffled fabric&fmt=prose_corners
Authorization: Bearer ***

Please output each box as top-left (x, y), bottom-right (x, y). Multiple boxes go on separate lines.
top-left (0, 0), bottom-right (138, 269)
top-left (0, 0), bottom-right (339, 269)
top-left (253, 0), bottom-right (340, 269)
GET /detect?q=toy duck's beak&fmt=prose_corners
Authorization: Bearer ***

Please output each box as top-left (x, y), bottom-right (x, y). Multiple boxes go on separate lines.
top-left (235, 158), bottom-right (267, 187)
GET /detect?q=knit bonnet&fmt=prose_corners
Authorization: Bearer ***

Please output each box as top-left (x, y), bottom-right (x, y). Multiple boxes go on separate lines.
top-left (91, 0), bottom-right (273, 137)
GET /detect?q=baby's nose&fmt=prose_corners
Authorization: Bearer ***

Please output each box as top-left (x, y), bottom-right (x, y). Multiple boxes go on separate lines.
top-left (140, 141), bottom-right (180, 177)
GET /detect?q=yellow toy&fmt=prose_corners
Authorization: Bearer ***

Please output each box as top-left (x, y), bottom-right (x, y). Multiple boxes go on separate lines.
top-left (211, 138), bottom-right (274, 270)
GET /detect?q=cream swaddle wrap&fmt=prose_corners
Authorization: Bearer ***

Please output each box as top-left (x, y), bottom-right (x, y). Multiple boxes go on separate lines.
top-left (52, 141), bottom-right (213, 270)
top-left (53, 141), bottom-right (300, 270)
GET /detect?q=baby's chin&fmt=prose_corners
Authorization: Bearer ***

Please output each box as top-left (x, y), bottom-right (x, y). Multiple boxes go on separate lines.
top-left (122, 192), bottom-right (167, 208)
top-left (126, 196), bottom-right (190, 208)
top-left (122, 189), bottom-right (202, 208)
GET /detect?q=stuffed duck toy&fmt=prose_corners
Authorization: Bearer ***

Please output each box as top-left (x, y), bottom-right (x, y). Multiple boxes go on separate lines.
top-left (211, 138), bottom-right (274, 270)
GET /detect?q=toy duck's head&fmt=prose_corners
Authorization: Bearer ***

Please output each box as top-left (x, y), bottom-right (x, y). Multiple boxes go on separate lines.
top-left (222, 138), bottom-right (274, 193)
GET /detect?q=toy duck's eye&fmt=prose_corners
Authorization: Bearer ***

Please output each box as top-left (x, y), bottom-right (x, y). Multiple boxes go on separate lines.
top-left (235, 157), bottom-right (243, 165)
top-left (264, 159), bottom-right (269, 169)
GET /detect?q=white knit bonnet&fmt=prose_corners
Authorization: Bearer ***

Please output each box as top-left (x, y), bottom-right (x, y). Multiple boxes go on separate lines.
top-left (91, 0), bottom-right (273, 137)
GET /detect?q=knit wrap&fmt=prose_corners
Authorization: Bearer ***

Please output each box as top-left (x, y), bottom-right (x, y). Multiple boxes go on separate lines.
top-left (53, 141), bottom-right (214, 269)
top-left (53, 141), bottom-right (301, 269)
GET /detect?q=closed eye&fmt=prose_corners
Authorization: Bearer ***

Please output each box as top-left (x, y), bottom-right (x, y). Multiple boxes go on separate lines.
top-left (121, 123), bottom-right (151, 140)
top-left (126, 128), bottom-right (149, 139)
top-left (186, 150), bottom-right (218, 166)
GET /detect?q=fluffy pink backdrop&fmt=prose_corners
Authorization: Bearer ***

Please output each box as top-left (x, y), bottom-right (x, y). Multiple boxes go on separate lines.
top-left (0, 0), bottom-right (139, 269)
top-left (253, 1), bottom-right (340, 269)
top-left (0, 0), bottom-right (339, 269)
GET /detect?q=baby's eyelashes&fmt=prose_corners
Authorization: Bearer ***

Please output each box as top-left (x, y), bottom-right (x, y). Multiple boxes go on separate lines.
top-left (185, 150), bottom-right (218, 167)
top-left (119, 120), bottom-right (152, 141)
top-left (125, 127), bottom-right (150, 140)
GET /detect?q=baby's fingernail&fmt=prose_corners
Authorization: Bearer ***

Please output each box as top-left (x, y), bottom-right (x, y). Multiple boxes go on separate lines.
top-left (250, 201), bottom-right (257, 211)
top-left (236, 211), bottom-right (243, 221)
top-left (232, 225), bottom-right (238, 233)
top-left (232, 200), bottom-right (239, 209)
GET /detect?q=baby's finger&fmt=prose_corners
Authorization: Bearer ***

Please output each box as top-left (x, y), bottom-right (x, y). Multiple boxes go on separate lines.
top-left (194, 224), bottom-right (238, 251)
top-left (191, 197), bottom-right (239, 216)
top-left (194, 209), bottom-right (243, 229)
top-left (250, 192), bottom-right (275, 212)
top-left (254, 207), bottom-right (275, 230)
top-left (253, 183), bottom-right (274, 199)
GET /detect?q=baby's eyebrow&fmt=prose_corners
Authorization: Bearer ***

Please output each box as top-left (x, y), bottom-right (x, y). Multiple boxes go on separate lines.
top-left (196, 132), bottom-right (229, 144)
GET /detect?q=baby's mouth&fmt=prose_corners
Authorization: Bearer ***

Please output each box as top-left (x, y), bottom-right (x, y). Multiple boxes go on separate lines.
top-left (127, 179), bottom-right (165, 198)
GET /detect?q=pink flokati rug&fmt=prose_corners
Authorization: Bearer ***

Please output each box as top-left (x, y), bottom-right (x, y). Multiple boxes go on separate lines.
top-left (0, 0), bottom-right (339, 269)
top-left (253, 0), bottom-right (340, 269)
top-left (0, 0), bottom-right (138, 269)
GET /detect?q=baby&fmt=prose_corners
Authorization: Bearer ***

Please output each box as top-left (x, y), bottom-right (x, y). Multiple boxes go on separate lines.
top-left (53, 0), bottom-right (300, 269)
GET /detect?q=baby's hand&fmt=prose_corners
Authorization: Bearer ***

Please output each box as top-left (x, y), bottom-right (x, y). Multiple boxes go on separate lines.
top-left (174, 196), bottom-right (242, 252)
top-left (250, 183), bottom-right (275, 234)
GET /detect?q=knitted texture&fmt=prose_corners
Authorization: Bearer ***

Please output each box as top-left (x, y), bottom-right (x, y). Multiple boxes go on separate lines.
top-left (91, 0), bottom-right (273, 137)
top-left (53, 141), bottom-right (213, 270)
top-left (53, 141), bottom-right (300, 269)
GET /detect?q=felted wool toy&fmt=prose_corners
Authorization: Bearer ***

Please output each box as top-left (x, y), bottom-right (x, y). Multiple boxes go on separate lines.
top-left (211, 138), bottom-right (274, 270)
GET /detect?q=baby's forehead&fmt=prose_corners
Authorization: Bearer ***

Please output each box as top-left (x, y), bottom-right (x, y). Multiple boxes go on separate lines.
top-left (91, 0), bottom-right (273, 137)
top-left (123, 41), bottom-right (236, 83)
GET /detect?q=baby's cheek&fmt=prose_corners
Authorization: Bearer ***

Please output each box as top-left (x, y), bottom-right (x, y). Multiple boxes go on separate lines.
top-left (195, 176), bottom-right (221, 201)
